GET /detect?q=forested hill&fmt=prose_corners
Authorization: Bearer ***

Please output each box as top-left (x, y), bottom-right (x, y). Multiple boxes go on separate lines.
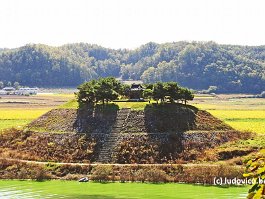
top-left (0, 42), bottom-right (265, 93)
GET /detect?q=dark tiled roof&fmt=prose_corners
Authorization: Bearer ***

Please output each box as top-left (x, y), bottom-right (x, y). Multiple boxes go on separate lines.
top-left (131, 84), bottom-right (142, 89)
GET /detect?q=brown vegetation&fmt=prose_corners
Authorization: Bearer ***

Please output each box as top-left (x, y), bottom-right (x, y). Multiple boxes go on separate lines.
top-left (114, 131), bottom-right (251, 164)
top-left (0, 128), bottom-right (105, 163)
top-left (195, 110), bottom-right (232, 130)
top-left (0, 159), bottom-right (244, 184)
top-left (28, 109), bottom-right (77, 132)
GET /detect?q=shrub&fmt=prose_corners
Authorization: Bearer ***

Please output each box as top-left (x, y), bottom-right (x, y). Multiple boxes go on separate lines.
top-left (17, 167), bottom-right (29, 179)
top-left (132, 167), bottom-right (169, 183)
top-left (134, 169), bottom-right (147, 182)
top-left (145, 167), bottom-right (169, 183)
top-left (119, 166), bottom-right (133, 182)
top-left (90, 165), bottom-right (113, 182)
top-left (244, 150), bottom-right (265, 198)
top-left (34, 166), bottom-right (50, 181)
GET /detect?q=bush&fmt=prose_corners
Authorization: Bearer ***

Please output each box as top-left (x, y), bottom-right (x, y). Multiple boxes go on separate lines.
top-left (17, 167), bottom-right (29, 179)
top-left (145, 167), bottom-right (169, 183)
top-left (133, 167), bottom-right (169, 183)
top-left (119, 166), bottom-right (133, 182)
top-left (34, 166), bottom-right (50, 181)
top-left (134, 169), bottom-right (147, 182)
top-left (90, 165), bottom-right (113, 182)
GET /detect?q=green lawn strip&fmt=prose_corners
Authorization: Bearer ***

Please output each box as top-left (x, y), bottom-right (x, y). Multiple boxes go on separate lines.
top-left (219, 135), bottom-right (265, 149)
top-left (0, 119), bottom-right (32, 130)
top-left (224, 118), bottom-right (265, 122)
top-left (59, 99), bottom-right (79, 109)
top-left (0, 180), bottom-right (248, 199)
top-left (114, 101), bottom-right (149, 110)
top-left (28, 127), bottom-right (71, 134)
top-left (59, 99), bottom-right (152, 110)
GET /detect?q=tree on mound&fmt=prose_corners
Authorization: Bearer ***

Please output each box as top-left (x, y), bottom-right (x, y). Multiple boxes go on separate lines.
top-left (153, 82), bottom-right (167, 102)
top-left (180, 88), bottom-right (194, 105)
top-left (152, 82), bottom-right (194, 104)
top-left (77, 77), bottom-right (194, 106)
top-left (77, 77), bottom-right (122, 105)
top-left (77, 80), bottom-right (97, 104)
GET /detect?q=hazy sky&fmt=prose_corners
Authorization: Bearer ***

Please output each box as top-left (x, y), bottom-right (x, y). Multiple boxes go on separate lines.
top-left (0, 0), bottom-right (264, 49)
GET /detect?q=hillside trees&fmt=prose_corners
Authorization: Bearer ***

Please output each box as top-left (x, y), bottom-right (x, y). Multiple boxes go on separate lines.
top-left (0, 42), bottom-right (264, 93)
top-left (13, 82), bottom-right (20, 89)
top-left (123, 42), bottom-right (265, 93)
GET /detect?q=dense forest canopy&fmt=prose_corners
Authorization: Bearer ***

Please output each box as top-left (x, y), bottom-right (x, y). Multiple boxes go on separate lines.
top-left (0, 42), bottom-right (264, 93)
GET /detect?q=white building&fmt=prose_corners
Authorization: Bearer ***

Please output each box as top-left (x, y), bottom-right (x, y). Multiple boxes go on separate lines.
top-left (0, 90), bottom-right (7, 95)
top-left (15, 87), bottom-right (39, 95)
top-left (2, 87), bottom-right (15, 95)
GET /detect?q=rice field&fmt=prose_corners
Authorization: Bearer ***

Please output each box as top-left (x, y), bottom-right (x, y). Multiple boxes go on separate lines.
top-left (0, 119), bottom-right (31, 130)
top-left (1, 93), bottom-right (264, 134)
top-left (0, 94), bottom-right (74, 131)
top-left (0, 109), bottom-right (51, 130)
top-left (0, 109), bottom-right (51, 120)
top-left (192, 96), bottom-right (265, 134)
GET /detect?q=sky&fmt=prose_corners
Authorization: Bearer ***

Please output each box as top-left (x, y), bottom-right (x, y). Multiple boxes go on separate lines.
top-left (0, 0), bottom-right (264, 49)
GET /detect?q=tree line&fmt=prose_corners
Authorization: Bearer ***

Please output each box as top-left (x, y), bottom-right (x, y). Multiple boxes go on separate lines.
top-left (0, 42), bottom-right (264, 93)
top-left (77, 77), bottom-right (194, 105)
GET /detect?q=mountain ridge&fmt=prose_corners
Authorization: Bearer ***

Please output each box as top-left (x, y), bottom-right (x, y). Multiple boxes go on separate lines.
top-left (0, 41), bottom-right (264, 93)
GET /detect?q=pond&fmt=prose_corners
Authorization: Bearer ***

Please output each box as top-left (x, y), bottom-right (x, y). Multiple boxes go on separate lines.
top-left (0, 180), bottom-right (248, 199)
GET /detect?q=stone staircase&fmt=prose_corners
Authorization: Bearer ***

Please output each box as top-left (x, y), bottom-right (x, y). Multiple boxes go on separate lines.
top-left (97, 108), bottom-right (131, 163)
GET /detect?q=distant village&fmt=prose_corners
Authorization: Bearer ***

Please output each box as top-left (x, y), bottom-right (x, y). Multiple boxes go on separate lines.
top-left (0, 87), bottom-right (39, 95)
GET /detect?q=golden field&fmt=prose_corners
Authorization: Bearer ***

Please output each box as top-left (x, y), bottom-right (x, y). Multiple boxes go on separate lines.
top-left (192, 95), bottom-right (265, 134)
top-left (0, 94), bottom-right (74, 130)
top-left (0, 93), bottom-right (264, 134)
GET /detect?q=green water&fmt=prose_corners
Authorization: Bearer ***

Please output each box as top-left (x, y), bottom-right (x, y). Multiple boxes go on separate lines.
top-left (0, 180), bottom-right (248, 199)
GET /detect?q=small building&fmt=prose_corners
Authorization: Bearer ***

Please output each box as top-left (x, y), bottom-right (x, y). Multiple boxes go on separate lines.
top-left (3, 87), bottom-right (15, 91)
top-left (0, 90), bottom-right (7, 95)
top-left (129, 83), bottom-right (144, 100)
top-left (3, 87), bottom-right (15, 95)
top-left (15, 87), bottom-right (39, 95)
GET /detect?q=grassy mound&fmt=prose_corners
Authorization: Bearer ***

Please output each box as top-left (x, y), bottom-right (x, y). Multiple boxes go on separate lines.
top-left (11, 103), bottom-right (253, 164)
top-left (28, 103), bottom-right (233, 134)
